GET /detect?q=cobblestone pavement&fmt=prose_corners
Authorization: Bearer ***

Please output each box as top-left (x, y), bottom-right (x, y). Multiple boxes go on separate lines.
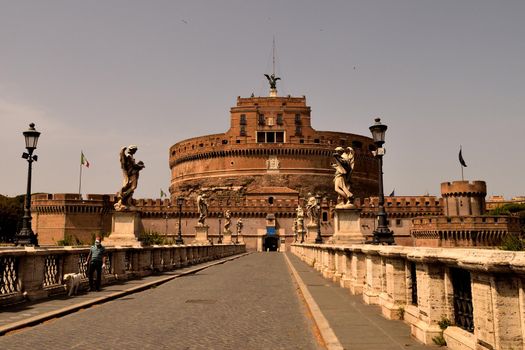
top-left (0, 253), bottom-right (322, 350)
top-left (286, 253), bottom-right (438, 350)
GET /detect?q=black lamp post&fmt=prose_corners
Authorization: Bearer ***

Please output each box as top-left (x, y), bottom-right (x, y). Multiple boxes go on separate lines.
top-left (315, 194), bottom-right (323, 244)
top-left (235, 220), bottom-right (239, 244)
top-left (175, 196), bottom-right (184, 245)
top-left (217, 211), bottom-right (223, 244)
top-left (369, 118), bottom-right (395, 245)
top-left (164, 204), bottom-right (170, 244)
top-left (15, 123), bottom-right (40, 246)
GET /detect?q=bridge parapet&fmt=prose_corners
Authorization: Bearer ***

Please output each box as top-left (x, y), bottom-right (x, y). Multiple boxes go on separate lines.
top-left (0, 243), bottom-right (245, 306)
top-left (292, 243), bottom-right (525, 350)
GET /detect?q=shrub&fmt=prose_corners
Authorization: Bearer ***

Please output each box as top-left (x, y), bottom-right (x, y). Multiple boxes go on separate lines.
top-left (500, 234), bottom-right (524, 251)
top-left (57, 234), bottom-right (82, 246)
top-left (139, 231), bottom-right (166, 246)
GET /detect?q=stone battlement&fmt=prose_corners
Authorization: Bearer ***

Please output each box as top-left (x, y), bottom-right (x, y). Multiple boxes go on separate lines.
top-left (358, 196), bottom-right (443, 218)
top-left (441, 180), bottom-right (487, 196)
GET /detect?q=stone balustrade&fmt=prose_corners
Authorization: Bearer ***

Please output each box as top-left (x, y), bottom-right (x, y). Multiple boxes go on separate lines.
top-left (292, 243), bottom-right (525, 350)
top-left (0, 243), bottom-right (245, 307)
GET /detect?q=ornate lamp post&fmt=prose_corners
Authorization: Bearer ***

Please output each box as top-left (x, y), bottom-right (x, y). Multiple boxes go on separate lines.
top-left (217, 211), bottom-right (223, 244)
top-left (315, 194), bottom-right (323, 244)
top-left (175, 196), bottom-right (184, 245)
top-left (369, 118), bottom-right (394, 245)
top-left (15, 123), bottom-right (41, 246)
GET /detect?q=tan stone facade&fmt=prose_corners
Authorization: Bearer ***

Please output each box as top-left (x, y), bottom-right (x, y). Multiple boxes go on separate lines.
top-left (31, 193), bottom-right (113, 245)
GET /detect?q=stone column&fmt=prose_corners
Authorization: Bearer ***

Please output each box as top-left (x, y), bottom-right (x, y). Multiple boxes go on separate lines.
top-left (407, 261), bottom-right (450, 344)
top-left (340, 250), bottom-right (353, 289)
top-left (363, 249), bottom-right (382, 305)
top-left (19, 251), bottom-right (47, 301)
top-left (379, 248), bottom-right (408, 320)
top-left (111, 250), bottom-right (127, 276)
top-left (350, 250), bottom-right (366, 295)
top-left (333, 249), bottom-right (345, 284)
top-left (322, 248), bottom-right (336, 279)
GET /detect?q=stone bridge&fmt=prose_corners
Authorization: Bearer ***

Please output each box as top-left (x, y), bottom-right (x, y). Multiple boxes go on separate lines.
top-left (0, 243), bottom-right (522, 349)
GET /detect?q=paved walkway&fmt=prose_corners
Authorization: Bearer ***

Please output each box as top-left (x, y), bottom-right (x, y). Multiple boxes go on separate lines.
top-left (0, 252), bottom-right (437, 349)
top-left (285, 252), bottom-right (435, 350)
top-left (0, 253), bottom-right (321, 350)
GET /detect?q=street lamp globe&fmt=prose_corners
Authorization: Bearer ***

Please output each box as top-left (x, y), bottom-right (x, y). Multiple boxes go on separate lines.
top-left (369, 118), bottom-right (387, 146)
top-left (177, 196), bottom-right (184, 207)
top-left (23, 123), bottom-right (41, 152)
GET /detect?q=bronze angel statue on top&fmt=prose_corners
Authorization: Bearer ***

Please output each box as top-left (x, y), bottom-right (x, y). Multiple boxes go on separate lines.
top-left (264, 73), bottom-right (281, 89)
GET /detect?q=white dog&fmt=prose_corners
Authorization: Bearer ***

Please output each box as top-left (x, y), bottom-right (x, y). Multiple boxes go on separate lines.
top-left (63, 273), bottom-right (82, 296)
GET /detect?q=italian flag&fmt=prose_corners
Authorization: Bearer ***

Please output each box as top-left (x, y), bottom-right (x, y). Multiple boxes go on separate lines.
top-left (81, 151), bottom-right (90, 168)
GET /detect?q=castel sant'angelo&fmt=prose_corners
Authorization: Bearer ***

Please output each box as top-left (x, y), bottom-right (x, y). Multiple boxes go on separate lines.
top-left (31, 75), bottom-right (521, 251)
top-left (168, 82), bottom-right (379, 203)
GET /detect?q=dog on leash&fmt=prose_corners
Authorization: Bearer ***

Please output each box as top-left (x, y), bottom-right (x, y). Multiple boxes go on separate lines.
top-left (63, 273), bottom-right (82, 296)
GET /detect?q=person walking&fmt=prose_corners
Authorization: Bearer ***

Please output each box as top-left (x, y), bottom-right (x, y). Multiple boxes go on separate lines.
top-left (86, 236), bottom-right (106, 292)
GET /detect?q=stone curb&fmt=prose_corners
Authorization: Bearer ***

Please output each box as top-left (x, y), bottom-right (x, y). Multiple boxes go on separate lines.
top-left (284, 253), bottom-right (344, 350)
top-left (0, 252), bottom-right (251, 336)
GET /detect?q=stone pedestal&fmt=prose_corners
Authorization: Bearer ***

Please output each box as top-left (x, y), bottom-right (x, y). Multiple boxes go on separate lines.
top-left (306, 223), bottom-right (318, 243)
top-left (332, 208), bottom-right (364, 244)
top-left (194, 224), bottom-right (209, 243)
top-left (105, 211), bottom-right (143, 247)
top-left (222, 230), bottom-right (232, 244)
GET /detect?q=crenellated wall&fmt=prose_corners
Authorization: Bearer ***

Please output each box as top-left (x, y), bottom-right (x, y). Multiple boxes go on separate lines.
top-left (31, 193), bottom-right (114, 245)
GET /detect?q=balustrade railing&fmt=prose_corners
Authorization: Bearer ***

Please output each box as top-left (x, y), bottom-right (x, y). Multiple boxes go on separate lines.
top-left (43, 255), bottom-right (60, 287)
top-left (0, 256), bottom-right (19, 295)
top-left (292, 243), bottom-right (525, 350)
top-left (0, 243), bottom-right (245, 306)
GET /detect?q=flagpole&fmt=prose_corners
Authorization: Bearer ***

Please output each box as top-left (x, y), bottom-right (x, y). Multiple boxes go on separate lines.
top-left (460, 145), bottom-right (464, 181)
top-left (79, 152), bottom-right (83, 198)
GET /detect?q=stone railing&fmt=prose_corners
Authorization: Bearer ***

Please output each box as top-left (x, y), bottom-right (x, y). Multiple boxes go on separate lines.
top-left (292, 243), bottom-right (525, 350)
top-left (0, 243), bottom-right (245, 307)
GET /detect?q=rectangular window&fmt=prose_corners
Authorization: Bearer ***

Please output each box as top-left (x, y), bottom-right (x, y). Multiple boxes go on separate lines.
top-left (276, 132), bottom-right (284, 143)
top-left (258, 115), bottom-right (265, 125)
top-left (266, 132), bottom-right (275, 143)
top-left (295, 114), bottom-right (301, 125)
top-left (240, 114), bottom-right (246, 125)
top-left (240, 126), bottom-right (246, 136)
top-left (295, 126), bottom-right (302, 136)
top-left (257, 132), bottom-right (265, 143)
top-left (277, 114), bottom-right (283, 125)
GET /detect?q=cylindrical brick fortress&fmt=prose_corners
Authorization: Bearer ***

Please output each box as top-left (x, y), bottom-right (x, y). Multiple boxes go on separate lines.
top-left (169, 95), bottom-right (379, 201)
top-left (441, 180), bottom-right (487, 216)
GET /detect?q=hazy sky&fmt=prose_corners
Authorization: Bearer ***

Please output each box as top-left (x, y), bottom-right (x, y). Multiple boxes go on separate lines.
top-left (1, 0), bottom-right (523, 199)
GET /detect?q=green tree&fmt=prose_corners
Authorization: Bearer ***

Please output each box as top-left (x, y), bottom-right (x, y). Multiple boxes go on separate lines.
top-left (0, 194), bottom-right (25, 242)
